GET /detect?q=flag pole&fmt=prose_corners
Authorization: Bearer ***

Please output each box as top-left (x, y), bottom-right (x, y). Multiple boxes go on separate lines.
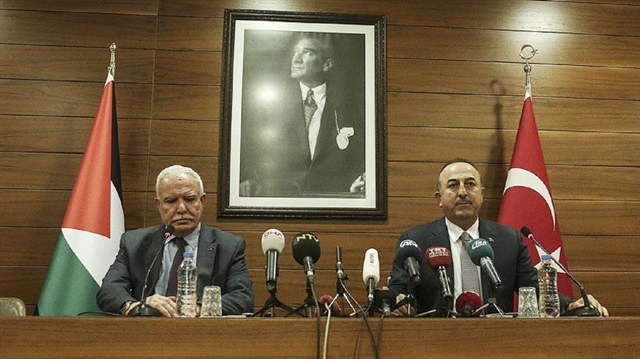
top-left (519, 44), bottom-right (537, 97)
top-left (109, 43), bottom-right (117, 78)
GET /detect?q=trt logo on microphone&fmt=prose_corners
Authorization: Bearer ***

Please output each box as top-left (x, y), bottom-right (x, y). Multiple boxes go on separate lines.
top-left (427, 247), bottom-right (449, 258)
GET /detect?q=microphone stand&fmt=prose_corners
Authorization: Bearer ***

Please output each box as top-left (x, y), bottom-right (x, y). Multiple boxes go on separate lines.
top-left (397, 280), bottom-right (417, 317)
top-left (254, 282), bottom-right (295, 317)
top-left (522, 228), bottom-right (600, 317)
top-left (134, 239), bottom-right (167, 317)
top-left (474, 285), bottom-right (506, 317)
top-left (285, 278), bottom-right (316, 317)
top-left (332, 276), bottom-right (356, 317)
top-left (564, 285), bottom-right (600, 317)
top-left (437, 296), bottom-right (456, 318)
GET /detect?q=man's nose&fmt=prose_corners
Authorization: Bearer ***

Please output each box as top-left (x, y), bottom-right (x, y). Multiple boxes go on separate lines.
top-left (176, 200), bottom-right (187, 212)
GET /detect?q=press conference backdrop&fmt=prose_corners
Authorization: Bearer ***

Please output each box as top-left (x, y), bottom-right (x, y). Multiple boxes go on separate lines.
top-left (0, 1), bottom-right (638, 316)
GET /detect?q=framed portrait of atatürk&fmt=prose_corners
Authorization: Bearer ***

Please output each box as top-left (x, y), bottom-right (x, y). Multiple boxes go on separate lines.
top-left (217, 9), bottom-right (386, 219)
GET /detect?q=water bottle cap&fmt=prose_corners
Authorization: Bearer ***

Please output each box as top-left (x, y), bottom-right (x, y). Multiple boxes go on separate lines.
top-left (184, 251), bottom-right (194, 258)
top-left (541, 254), bottom-right (552, 261)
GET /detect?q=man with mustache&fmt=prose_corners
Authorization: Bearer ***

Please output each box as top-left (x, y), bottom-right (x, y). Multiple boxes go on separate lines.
top-left (97, 165), bottom-right (254, 317)
top-left (388, 159), bottom-right (607, 317)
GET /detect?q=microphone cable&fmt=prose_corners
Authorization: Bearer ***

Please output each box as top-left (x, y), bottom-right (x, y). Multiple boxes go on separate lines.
top-left (322, 300), bottom-right (332, 359)
top-left (375, 310), bottom-right (387, 358)
top-left (343, 280), bottom-right (379, 359)
top-left (309, 281), bottom-right (320, 359)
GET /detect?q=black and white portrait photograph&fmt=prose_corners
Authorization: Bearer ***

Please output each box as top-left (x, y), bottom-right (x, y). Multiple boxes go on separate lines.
top-left (218, 10), bottom-right (386, 219)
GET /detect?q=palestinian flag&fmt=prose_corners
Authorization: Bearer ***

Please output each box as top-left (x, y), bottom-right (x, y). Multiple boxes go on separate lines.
top-left (37, 71), bottom-right (124, 315)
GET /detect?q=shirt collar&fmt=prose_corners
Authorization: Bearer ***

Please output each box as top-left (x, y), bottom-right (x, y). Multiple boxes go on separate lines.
top-left (445, 217), bottom-right (480, 242)
top-left (164, 222), bottom-right (201, 250)
top-left (299, 82), bottom-right (327, 101)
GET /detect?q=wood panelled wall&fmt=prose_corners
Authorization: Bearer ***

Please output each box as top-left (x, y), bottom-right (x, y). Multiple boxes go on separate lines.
top-left (0, 0), bottom-right (638, 316)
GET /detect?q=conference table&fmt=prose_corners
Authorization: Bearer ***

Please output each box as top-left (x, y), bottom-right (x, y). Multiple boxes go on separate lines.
top-left (1, 316), bottom-right (638, 358)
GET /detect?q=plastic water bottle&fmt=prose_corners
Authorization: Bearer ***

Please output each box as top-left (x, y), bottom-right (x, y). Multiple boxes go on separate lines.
top-left (176, 251), bottom-right (197, 317)
top-left (537, 254), bottom-right (560, 318)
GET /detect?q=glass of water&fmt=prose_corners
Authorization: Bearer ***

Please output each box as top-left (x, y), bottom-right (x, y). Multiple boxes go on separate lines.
top-left (518, 286), bottom-right (539, 318)
top-left (200, 285), bottom-right (222, 318)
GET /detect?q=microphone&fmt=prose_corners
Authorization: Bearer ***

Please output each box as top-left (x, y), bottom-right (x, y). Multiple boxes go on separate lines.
top-left (425, 246), bottom-right (453, 302)
top-left (520, 226), bottom-right (600, 317)
top-left (261, 228), bottom-right (285, 293)
top-left (374, 288), bottom-right (397, 317)
top-left (335, 246), bottom-right (346, 280)
top-left (396, 239), bottom-right (423, 285)
top-left (135, 225), bottom-right (175, 317)
top-left (467, 238), bottom-right (502, 290)
top-left (318, 294), bottom-right (341, 316)
top-left (292, 232), bottom-right (321, 284)
top-left (455, 291), bottom-right (483, 317)
top-left (362, 248), bottom-right (380, 306)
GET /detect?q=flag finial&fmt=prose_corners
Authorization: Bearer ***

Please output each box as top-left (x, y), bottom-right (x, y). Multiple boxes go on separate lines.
top-left (109, 43), bottom-right (117, 78)
top-left (519, 44), bottom-right (537, 98)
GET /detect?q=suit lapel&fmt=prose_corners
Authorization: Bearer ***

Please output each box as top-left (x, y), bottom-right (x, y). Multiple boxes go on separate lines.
top-left (143, 227), bottom-right (165, 294)
top-left (478, 219), bottom-right (497, 301)
top-left (196, 225), bottom-right (218, 297)
top-left (431, 218), bottom-right (456, 289)
top-left (286, 85), bottom-right (312, 162)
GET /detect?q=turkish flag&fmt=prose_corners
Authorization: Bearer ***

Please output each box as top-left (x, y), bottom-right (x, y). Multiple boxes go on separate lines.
top-left (497, 90), bottom-right (573, 298)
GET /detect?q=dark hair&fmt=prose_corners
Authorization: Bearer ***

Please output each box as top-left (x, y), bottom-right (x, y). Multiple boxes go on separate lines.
top-left (436, 158), bottom-right (479, 191)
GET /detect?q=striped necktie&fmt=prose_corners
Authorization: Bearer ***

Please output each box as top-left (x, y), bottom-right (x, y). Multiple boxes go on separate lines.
top-left (303, 89), bottom-right (318, 129)
top-left (166, 237), bottom-right (188, 297)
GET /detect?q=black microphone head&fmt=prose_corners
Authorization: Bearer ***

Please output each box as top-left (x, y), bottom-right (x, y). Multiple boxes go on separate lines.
top-left (374, 288), bottom-right (397, 312)
top-left (164, 225), bottom-right (175, 237)
top-left (292, 232), bottom-right (320, 265)
top-left (520, 226), bottom-right (533, 237)
top-left (467, 238), bottom-right (494, 265)
top-left (395, 239), bottom-right (423, 263)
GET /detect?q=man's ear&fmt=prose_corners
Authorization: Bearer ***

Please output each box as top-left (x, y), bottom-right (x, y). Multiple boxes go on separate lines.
top-left (434, 191), bottom-right (442, 208)
top-left (323, 58), bottom-right (334, 72)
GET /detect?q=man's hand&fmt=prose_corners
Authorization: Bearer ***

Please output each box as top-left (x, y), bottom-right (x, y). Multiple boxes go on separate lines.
top-left (567, 294), bottom-right (609, 317)
top-left (350, 173), bottom-right (366, 193)
top-left (143, 293), bottom-right (179, 317)
top-left (393, 293), bottom-right (415, 317)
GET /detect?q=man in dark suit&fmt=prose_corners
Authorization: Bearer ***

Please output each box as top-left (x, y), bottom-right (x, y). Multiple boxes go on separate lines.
top-left (388, 158), bottom-right (608, 316)
top-left (97, 165), bottom-right (254, 317)
top-left (239, 32), bottom-right (365, 197)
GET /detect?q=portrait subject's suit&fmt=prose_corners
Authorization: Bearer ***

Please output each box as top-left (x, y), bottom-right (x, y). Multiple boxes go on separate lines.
top-left (388, 217), bottom-right (571, 315)
top-left (97, 224), bottom-right (254, 315)
top-left (240, 80), bottom-right (365, 197)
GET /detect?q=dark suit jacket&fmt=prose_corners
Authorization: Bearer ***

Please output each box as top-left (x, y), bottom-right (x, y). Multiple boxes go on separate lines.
top-left (97, 224), bottom-right (254, 315)
top-left (388, 217), bottom-right (570, 315)
top-left (240, 80), bottom-right (365, 196)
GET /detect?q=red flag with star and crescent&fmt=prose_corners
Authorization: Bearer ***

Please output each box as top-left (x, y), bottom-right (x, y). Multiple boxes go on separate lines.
top-left (497, 88), bottom-right (573, 298)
